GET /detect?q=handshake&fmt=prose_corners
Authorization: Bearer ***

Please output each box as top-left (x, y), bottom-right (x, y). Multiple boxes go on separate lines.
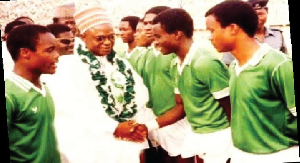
top-left (113, 120), bottom-right (148, 143)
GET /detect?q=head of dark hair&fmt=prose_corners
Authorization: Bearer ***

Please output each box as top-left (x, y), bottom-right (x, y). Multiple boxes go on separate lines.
top-left (205, 0), bottom-right (258, 37)
top-left (153, 8), bottom-right (194, 38)
top-left (120, 16), bottom-right (140, 31)
top-left (53, 17), bottom-right (59, 23)
top-left (14, 16), bottom-right (34, 24)
top-left (4, 20), bottom-right (26, 34)
top-left (46, 23), bottom-right (71, 38)
top-left (145, 6), bottom-right (171, 15)
top-left (6, 24), bottom-right (51, 61)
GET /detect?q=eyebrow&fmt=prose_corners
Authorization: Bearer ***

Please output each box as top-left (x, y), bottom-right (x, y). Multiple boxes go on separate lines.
top-left (44, 45), bottom-right (56, 52)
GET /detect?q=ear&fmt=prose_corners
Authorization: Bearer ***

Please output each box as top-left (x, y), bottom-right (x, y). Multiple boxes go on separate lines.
top-left (19, 48), bottom-right (31, 59)
top-left (228, 24), bottom-right (240, 36)
top-left (174, 31), bottom-right (184, 40)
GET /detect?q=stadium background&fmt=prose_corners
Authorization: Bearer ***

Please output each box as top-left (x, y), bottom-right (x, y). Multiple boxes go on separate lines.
top-left (0, 0), bottom-right (291, 57)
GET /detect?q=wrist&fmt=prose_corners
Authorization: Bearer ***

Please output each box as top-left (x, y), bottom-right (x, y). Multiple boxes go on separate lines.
top-left (145, 119), bottom-right (160, 132)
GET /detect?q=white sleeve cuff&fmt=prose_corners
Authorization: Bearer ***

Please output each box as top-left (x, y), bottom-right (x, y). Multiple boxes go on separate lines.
top-left (174, 88), bottom-right (180, 94)
top-left (145, 119), bottom-right (160, 132)
top-left (212, 87), bottom-right (230, 99)
top-left (289, 107), bottom-right (297, 116)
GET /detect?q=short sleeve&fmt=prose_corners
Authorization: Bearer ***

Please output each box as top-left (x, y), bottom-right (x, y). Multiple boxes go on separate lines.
top-left (271, 59), bottom-right (296, 116)
top-left (5, 93), bottom-right (15, 131)
top-left (193, 58), bottom-right (230, 99)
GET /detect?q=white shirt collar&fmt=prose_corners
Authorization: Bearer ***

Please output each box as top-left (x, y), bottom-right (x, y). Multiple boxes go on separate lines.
top-left (233, 43), bottom-right (270, 76)
top-left (9, 72), bottom-right (47, 97)
top-left (173, 43), bottom-right (199, 75)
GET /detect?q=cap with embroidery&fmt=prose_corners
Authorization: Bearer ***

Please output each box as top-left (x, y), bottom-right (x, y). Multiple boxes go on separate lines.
top-left (54, 2), bottom-right (76, 18)
top-left (74, 6), bottom-right (112, 34)
top-left (247, 0), bottom-right (269, 10)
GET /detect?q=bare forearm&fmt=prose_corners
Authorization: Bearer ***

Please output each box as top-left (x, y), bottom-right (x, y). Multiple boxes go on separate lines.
top-left (156, 103), bottom-right (185, 128)
top-left (217, 96), bottom-right (231, 122)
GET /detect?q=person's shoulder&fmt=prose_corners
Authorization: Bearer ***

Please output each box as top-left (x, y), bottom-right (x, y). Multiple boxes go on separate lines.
top-left (268, 27), bottom-right (284, 36)
top-left (262, 45), bottom-right (291, 68)
top-left (192, 47), bottom-right (220, 65)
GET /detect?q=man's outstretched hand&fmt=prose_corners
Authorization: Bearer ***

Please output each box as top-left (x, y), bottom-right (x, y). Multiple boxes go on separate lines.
top-left (113, 120), bottom-right (148, 143)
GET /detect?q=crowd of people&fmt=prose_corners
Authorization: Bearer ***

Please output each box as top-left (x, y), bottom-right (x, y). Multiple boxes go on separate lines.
top-left (3, 0), bottom-right (297, 163)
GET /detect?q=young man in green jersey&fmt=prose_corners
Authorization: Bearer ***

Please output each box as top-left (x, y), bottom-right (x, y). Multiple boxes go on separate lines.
top-left (5, 24), bottom-right (61, 163)
top-left (205, 1), bottom-right (298, 163)
top-left (121, 6), bottom-right (196, 163)
top-left (152, 8), bottom-right (233, 163)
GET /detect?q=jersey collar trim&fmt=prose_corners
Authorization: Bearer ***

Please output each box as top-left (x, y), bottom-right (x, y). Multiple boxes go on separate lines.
top-left (9, 73), bottom-right (47, 97)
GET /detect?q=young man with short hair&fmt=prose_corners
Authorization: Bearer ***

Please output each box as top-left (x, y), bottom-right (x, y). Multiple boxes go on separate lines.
top-left (222, 0), bottom-right (289, 66)
top-left (5, 24), bottom-right (61, 163)
top-left (127, 6), bottom-right (196, 163)
top-left (205, 1), bottom-right (297, 163)
top-left (119, 16), bottom-right (140, 55)
top-left (46, 23), bottom-right (74, 56)
top-left (152, 8), bottom-right (233, 163)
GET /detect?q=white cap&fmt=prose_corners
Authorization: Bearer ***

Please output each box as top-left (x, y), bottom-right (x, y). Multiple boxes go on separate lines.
top-left (74, 6), bottom-right (112, 34)
top-left (54, 2), bottom-right (75, 18)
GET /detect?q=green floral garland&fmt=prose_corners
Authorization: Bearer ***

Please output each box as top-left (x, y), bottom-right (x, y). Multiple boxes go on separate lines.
top-left (77, 44), bottom-right (137, 122)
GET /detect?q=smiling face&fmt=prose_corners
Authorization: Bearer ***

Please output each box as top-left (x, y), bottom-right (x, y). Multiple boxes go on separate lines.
top-left (28, 32), bottom-right (59, 74)
top-left (205, 15), bottom-right (235, 53)
top-left (119, 21), bottom-right (135, 43)
top-left (152, 23), bottom-right (178, 55)
top-left (82, 24), bottom-right (115, 56)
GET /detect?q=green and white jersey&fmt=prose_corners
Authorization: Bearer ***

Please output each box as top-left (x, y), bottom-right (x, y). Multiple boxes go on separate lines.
top-left (170, 44), bottom-right (230, 134)
top-left (129, 46), bottom-right (177, 116)
top-left (123, 47), bottom-right (151, 76)
top-left (229, 43), bottom-right (297, 154)
top-left (145, 51), bottom-right (177, 116)
top-left (5, 73), bottom-right (61, 163)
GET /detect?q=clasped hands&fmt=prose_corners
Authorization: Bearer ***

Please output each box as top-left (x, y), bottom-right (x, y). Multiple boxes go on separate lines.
top-left (113, 120), bottom-right (148, 142)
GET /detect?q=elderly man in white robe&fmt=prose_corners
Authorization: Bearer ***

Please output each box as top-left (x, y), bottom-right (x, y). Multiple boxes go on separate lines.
top-left (52, 5), bottom-right (157, 163)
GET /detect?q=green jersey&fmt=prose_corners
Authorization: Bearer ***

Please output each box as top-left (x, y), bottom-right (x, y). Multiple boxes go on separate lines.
top-left (229, 43), bottom-right (297, 154)
top-left (145, 52), bottom-right (177, 116)
top-left (126, 47), bottom-right (177, 116)
top-left (5, 73), bottom-right (61, 163)
top-left (170, 45), bottom-right (230, 134)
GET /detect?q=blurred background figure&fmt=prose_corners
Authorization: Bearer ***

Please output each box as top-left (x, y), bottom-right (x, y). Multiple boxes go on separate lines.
top-left (46, 23), bottom-right (74, 56)
top-left (14, 16), bottom-right (34, 24)
top-left (53, 2), bottom-right (78, 37)
top-left (2, 20), bottom-right (26, 79)
top-left (118, 16), bottom-right (139, 57)
top-left (134, 19), bottom-right (152, 48)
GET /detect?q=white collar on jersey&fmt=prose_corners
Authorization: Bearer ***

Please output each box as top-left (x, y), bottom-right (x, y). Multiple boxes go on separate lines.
top-left (8, 72), bottom-right (47, 97)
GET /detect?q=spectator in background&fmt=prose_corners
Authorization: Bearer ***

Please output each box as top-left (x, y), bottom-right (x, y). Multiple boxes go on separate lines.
top-left (46, 23), bottom-right (74, 56)
top-left (14, 16), bottom-right (34, 24)
top-left (2, 20), bottom-right (26, 79)
top-left (118, 16), bottom-right (140, 57)
top-left (134, 19), bottom-right (152, 48)
top-left (221, 0), bottom-right (288, 66)
top-left (53, 2), bottom-right (78, 37)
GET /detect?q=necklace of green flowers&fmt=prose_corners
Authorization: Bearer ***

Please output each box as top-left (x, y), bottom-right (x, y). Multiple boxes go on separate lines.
top-left (77, 44), bottom-right (138, 122)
